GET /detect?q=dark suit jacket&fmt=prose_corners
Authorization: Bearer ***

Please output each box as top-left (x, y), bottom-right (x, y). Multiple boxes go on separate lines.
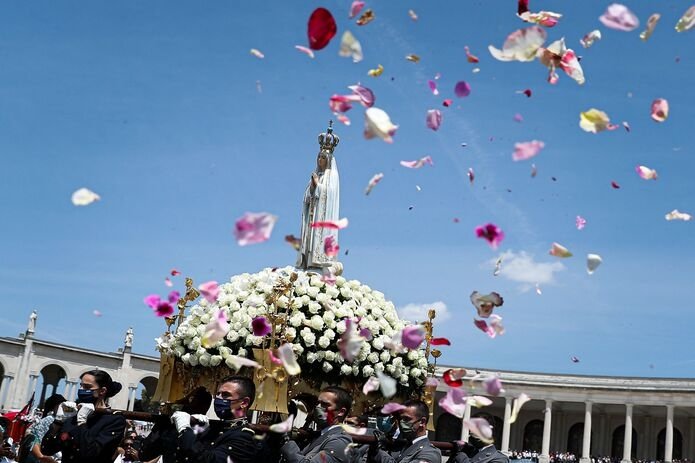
top-left (281, 425), bottom-right (353, 463)
top-left (176, 419), bottom-right (261, 463)
top-left (460, 445), bottom-right (508, 463)
top-left (139, 419), bottom-right (178, 463)
top-left (370, 437), bottom-right (442, 463)
top-left (41, 413), bottom-right (126, 463)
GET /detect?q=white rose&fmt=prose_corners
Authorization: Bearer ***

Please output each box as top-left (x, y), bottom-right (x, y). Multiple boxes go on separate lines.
top-left (294, 284), bottom-right (307, 296)
top-left (322, 361), bottom-right (334, 373)
top-left (407, 350), bottom-right (418, 361)
top-left (363, 365), bottom-right (375, 377)
top-left (316, 293), bottom-right (329, 304)
top-left (285, 327), bottom-right (297, 341)
top-left (307, 287), bottom-right (320, 298)
top-left (210, 355), bottom-right (222, 366)
top-left (301, 329), bottom-right (316, 347)
top-left (307, 352), bottom-right (318, 363)
top-left (372, 338), bottom-right (385, 351)
top-left (386, 364), bottom-right (396, 374)
top-left (316, 351), bottom-right (325, 360)
top-left (237, 348), bottom-right (247, 357)
top-left (276, 296), bottom-right (289, 309)
top-left (352, 365), bottom-right (360, 376)
top-left (308, 301), bottom-right (321, 314)
top-left (188, 353), bottom-right (199, 367)
top-left (290, 313), bottom-right (305, 327)
top-left (226, 331), bottom-right (240, 343)
top-left (418, 358), bottom-right (428, 368)
top-left (336, 320), bottom-right (347, 334)
top-left (174, 346), bottom-right (186, 357)
top-left (325, 285), bottom-right (340, 298)
top-left (340, 287), bottom-right (353, 299)
top-left (310, 315), bottom-right (324, 330)
top-left (324, 329), bottom-right (336, 340)
top-left (340, 365), bottom-right (353, 375)
top-left (200, 314), bottom-right (211, 325)
top-left (410, 367), bottom-right (422, 378)
top-left (375, 362), bottom-right (385, 372)
top-left (310, 275), bottom-right (324, 288)
top-left (380, 351), bottom-right (391, 363)
top-left (393, 357), bottom-right (403, 367)
top-left (324, 351), bottom-right (336, 361)
top-left (367, 353), bottom-right (379, 364)
top-left (181, 353), bottom-right (191, 364)
top-left (198, 353), bottom-right (211, 367)
top-left (318, 336), bottom-right (330, 349)
top-left (335, 276), bottom-right (346, 287)
top-left (218, 346), bottom-right (231, 358)
top-left (293, 343), bottom-right (304, 355)
top-left (300, 295), bottom-right (311, 306)
top-left (290, 298), bottom-right (303, 309)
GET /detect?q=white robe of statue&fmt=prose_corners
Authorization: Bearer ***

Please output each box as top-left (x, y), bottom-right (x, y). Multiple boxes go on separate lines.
top-left (296, 151), bottom-right (339, 269)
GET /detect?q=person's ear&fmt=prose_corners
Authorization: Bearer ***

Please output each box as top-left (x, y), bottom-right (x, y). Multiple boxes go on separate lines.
top-left (98, 386), bottom-right (108, 397)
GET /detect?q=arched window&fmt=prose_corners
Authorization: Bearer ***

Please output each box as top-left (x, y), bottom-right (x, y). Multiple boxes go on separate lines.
top-left (133, 376), bottom-right (159, 412)
top-left (37, 364), bottom-right (67, 409)
top-left (656, 427), bottom-right (683, 460)
top-left (611, 425), bottom-right (637, 459)
top-left (523, 419), bottom-right (544, 452)
top-left (435, 412), bottom-right (462, 442)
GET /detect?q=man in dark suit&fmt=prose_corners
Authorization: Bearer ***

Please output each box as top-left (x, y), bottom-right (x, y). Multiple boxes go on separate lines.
top-left (368, 399), bottom-right (441, 463)
top-left (447, 433), bottom-right (509, 463)
top-left (279, 385), bottom-right (353, 463)
top-left (170, 375), bottom-right (262, 463)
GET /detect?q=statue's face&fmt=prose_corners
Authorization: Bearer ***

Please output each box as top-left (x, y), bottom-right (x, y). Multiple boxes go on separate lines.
top-left (317, 153), bottom-right (328, 170)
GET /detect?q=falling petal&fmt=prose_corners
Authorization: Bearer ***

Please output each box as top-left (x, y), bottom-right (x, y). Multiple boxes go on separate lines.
top-left (285, 234), bottom-right (301, 250)
top-left (405, 54), bottom-right (420, 63)
top-left (636, 165), bottom-right (658, 180)
top-left (468, 396), bottom-right (494, 408)
top-left (512, 140), bottom-right (545, 161)
top-left (579, 109), bottom-right (619, 133)
top-left (640, 13), bottom-right (661, 40)
top-left (381, 402), bottom-right (406, 414)
top-left (339, 31), bottom-right (364, 63)
top-left (255, 80), bottom-right (262, 93)
top-left (356, 9), bottom-right (375, 26)
top-left (202, 309), bottom-right (229, 348)
top-left (442, 368), bottom-right (467, 388)
top-left (234, 212), bottom-right (278, 246)
top-left (611, 181), bottom-right (621, 189)
top-left (535, 284), bottom-right (542, 295)
top-left (580, 30), bottom-right (602, 48)
top-left (324, 236), bottom-right (340, 257)
top-left (675, 5), bottom-right (695, 32)
top-left (513, 113), bottom-right (524, 122)
top-left (337, 114), bottom-right (351, 126)
top-left (251, 316), bottom-right (272, 337)
top-left (443, 99), bottom-right (453, 107)
top-left (71, 187), bottom-right (101, 206)
top-left (348, 0), bottom-right (365, 19)
top-left (439, 387), bottom-right (467, 418)
top-left (400, 155), bottom-right (434, 169)
top-left (470, 291), bottom-right (504, 318)
top-left (408, 9), bottom-right (418, 21)
top-left (428, 80), bottom-right (439, 96)
top-left (401, 325), bottom-right (426, 349)
top-left (493, 257), bottom-right (503, 276)
top-left (467, 168), bottom-right (475, 185)
top-left (295, 45), bottom-right (315, 58)
top-left (426, 109), bottom-right (442, 131)
top-left (364, 173), bottom-right (384, 195)
top-left (311, 218), bottom-right (349, 229)
top-left (623, 121), bottom-right (631, 132)
top-left (278, 343), bottom-right (301, 375)
top-left (571, 356), bottom-right (580, 363)
top-left (599, 4), bottom-right (639, 31)
top-left (155, 302), bottom-right (174, 317)
top-left (376, 371), bottom-right (397, 398)
top-left (464, 418), bottom-right (494, 443)
top-left (549, 242), bottom-right (573, 258)
top-left (537, 38), bottom-right (584, 85)
top-left (426, 377), bottom-right (439, 388)
top-left (364, 107), bottom-right (398, 143)
top-left (270, 415), bottom-right (294, 433)
top-left (576, 216), bottom-right (587, 230)
top-left (665, 209), bottom-right (693, 221)
top-left (510, 393), bottom-right (531, 423)
top-left (475, 223), bottom-right (505, 249)
top-left (531, 164), bottom-right (538, 177)
top-left (518, 10), bottom-right (562, 27)
top-left (368, 64), bottom-right (384, 77)
top-left (464, 46), bottom-right (480, 63)
top-left (516, 88), bottom-right (533, 97)
top-left (587, 254), bottom-right (603, 275)
top-left (164, 277), bottom-right (173, 287)
top-left (198, 281), bottom-right (220, 303)
top-left (167, 291), bottom-right (180, 304)
top-left (454, 81), bottom-right (472, 97)
top-left (307, 8), bottom-right (337, 50)
top-left (321, 267), bottom-right (337, 285)
top-left (170, 269), bottom-right (181, 276)
top-left (484, 377), bottom-right (504, 396)
top-left (226, 355), bottom-right (261, 370)
top-left (488, 26), bottom-right (547, 62)
top-left (143, 295), bottom-right (161, 309)
top-left (431, 337), bottom-right (451, 346)
top-left (518, 0), bottom-right (529, 15)
top-left (650, 99), bottom-right (669, 122)
top-left (92, 309), bottom-right (102, 317)
top-left (362, 376), bottom-right (380, 395)
top-left (250, 48), bottom-right (264, 59)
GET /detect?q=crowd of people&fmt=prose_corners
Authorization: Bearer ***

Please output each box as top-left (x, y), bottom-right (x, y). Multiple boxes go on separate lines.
top-left (0, 369), bottom-right (512, 463)
top-left (508, 450), bottom-right (691, 463)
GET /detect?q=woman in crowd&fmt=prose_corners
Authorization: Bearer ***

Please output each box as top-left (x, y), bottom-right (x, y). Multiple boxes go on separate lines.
top-left (42, 370), bottom-right (127, 463)
top-left (17, 393), bottom-right (66, 463)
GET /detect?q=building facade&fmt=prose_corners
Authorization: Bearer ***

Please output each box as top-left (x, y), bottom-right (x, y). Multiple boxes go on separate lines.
top-left (0, 311), bottom-right (159, 412)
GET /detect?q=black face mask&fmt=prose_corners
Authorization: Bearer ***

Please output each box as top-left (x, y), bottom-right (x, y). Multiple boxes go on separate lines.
top-left (398, 419), bottom-right (418, 441)
top-left (77, 389), bottom-right (97, 404)
top-left (214, 397), bottom-right (234, 420)
top-left (376, 416), bottom-right (396, 435)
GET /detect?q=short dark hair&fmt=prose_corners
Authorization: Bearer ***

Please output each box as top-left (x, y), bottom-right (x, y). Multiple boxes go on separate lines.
top-left (220, 375), bottom-right (256, 407)
top-left (81, 370), bottom-right (123, 399)
top-left (178, 386), bottom-right (212, 415)
top-left (321, 385), bottom-right (352, 418)
top-left (43, 394), bottom-right (66, 416)
top-left (403, 399), bottom-right (430, 424)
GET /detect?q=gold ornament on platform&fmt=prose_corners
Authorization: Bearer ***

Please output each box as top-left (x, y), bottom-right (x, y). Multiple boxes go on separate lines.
top-left (421, 308), bottom-right (439, 432)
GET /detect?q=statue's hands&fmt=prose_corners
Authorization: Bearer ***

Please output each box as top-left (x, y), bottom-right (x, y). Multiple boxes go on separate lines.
top-left (311, 173), bottom-right (319, 187)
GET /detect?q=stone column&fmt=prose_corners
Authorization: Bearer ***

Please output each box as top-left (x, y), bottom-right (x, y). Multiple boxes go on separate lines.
top-left (580, 401), bottom-right (592, 463)
top-left (539, 400), bottom-right (552, 463)
top-left (27, 374), bottom-right (39, 403)
top-left (0, 375), bottom-right (12, 409)
top-left (621, 404), bottom-right (633, 463)
top-left (461, 400), bottom-right (472, 441)
top-left (665, 405), bottom-right (674, 463)
top-left (501, 396), bottom-right (512, 455)
top-left (127, 386), bottom-right (137, 411)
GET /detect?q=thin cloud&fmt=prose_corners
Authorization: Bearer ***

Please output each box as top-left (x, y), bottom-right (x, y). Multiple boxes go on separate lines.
top-left (489, 250), bottom-right (565, 290)
top-left (397, 301), bottom-right (451, 322)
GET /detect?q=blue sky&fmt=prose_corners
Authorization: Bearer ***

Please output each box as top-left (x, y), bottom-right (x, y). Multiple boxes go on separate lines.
top-left (1, 1), bottom-right (694, 378)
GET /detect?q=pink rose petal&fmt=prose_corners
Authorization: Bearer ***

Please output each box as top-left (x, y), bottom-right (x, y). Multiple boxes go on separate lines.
top-left (202, 309), bottom-right (229, 347)
top-left (454, 81), bottom-right (471, 98)
top-left (470, 291), bottom-right (504, 318)
top-left (401, 325), bottom-right (426, 350)
top-left (364, 173), bottom-right (384, 195)
top-left (475, 223), bottom-right (505, 249)
top-left (599, 4), bottom-right (639, 31)
top-left (311, 218), bottom-right (349, 229)
top-left (488, 26), bottom-right (547, 62)
top-left (167, 291), bottom-right (180, 304)
top-left (198, 281), bottom-right (220, 303)
top-left (636, 165), bottom-right (658, 180)
top-left (295, 45), bottom-right (315, 58)
top-left (650, 98), bottom-right (669, 122)
top-left (474, 318), bottom-right (497, 338)
top-left (270, 415), bottom-right (294, 433)
top-left (362, 376), bottom-right (380, 395)
top-left (348, 0), bottom-right (365, 18)
top-left (324, 236), bottom-right (340, 257)
top-left (464, 46), bottom-right (479, 63)
top-left (364, 107), bottom-right (398, 143)
top-left (277, 343), bottom-right (301, 376)
top-left (234, 212), bottom-right (278, 246)
top-left (226, 355), bottom-right (261, 370)
top-left (381, 402), bottom-right (406, 414)
top-left (164, 277), bottom-right (173, 287)
top-left (308, 7), bottom-right (337, 50)
top-left (549, 242), bottom-right (573, 258)
top-left (400, 156), bottom-right (433, 169)
top-left (513, 140), bottom-right (545, 161)
top-left (576, 216), bottom-right (587, 230)
top-left (155, 301), bottom-right (174, 317)
top-left (251, 316), bottom-right (272, 337)
top-left (439, 387), bottom-right (467, 418)
top-left (428, 80), bottom-right (439, 96)
top-left (144, 294), bottom-right (161, 309)
top-left (464, 418), bottom-right (494, 443)
top-left (484, 376), bottom-right (504, 396)
top-left (426, 109), bottom-right (442, 131)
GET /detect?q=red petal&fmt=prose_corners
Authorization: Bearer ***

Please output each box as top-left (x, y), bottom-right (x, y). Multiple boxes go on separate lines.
top-left (308, 8), bottom-right (337, 51)
top-left (442, 368), bottom-right (466, 387)
top-left (518, 0), bottom-right (529, 15)
top-left (431, 337), bottom-right (451, 346)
